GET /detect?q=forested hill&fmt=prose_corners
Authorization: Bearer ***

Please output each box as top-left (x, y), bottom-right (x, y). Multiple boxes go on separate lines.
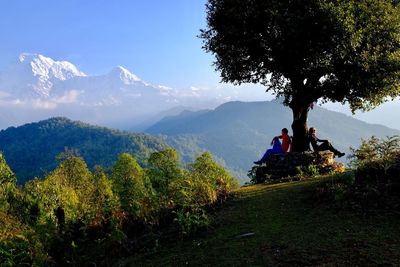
top-left (147, 100), bottom-right (400, 182)
top-left (0, 117), bottom-right (168, 184)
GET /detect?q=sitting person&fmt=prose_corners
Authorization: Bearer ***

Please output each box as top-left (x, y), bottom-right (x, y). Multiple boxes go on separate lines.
top-left (308, 127), bottom-right (345, 158)
top-left (254, 136), bottom-right (283, 165)
top-left (276, 128), bottom-right (292, 153)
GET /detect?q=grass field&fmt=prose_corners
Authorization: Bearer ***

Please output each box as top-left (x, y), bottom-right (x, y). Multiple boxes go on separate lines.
top-left (121, 176), bottom-right (400, 266)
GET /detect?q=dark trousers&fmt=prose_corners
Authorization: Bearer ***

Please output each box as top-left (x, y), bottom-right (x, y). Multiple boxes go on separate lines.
top-left (317, 141), bottom-right (340, 155)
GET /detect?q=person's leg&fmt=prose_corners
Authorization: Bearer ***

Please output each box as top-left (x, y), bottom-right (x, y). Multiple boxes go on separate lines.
top-left (254, 149), bottom-right (273, 164)
top-left (319, 141), bottom-right (345, 157)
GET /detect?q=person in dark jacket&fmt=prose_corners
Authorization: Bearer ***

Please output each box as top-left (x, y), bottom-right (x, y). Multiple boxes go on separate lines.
top-left (308, 127), bottom-right (345, 157)
top-left (254, 136), bottom-right (283, 165)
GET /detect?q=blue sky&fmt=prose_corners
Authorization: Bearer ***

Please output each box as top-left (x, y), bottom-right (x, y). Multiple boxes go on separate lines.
top-left (0, 0), bottom-right (219, 88)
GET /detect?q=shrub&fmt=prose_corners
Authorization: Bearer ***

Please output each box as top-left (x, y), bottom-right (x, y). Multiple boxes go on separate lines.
top-left (318, 136), bottom-right (400, 211)
top-left (306, 164), bottom-right (319, 177)
top-left (188, 152), bottom-right (239, 201)
top-left (349, 135), bottom-right (400, 170)
top-left (174, 208), bottom-right (210, 235)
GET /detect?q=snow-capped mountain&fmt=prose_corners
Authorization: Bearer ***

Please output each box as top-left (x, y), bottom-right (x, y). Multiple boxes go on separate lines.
top-left (0, 53), bottom-right (274, 130)
top-left (0, 53), bottom-right (180, 107)
top-left (0, 53), bottom-right (86, 98)
top-left (0, 53), bottom-right (223, 129)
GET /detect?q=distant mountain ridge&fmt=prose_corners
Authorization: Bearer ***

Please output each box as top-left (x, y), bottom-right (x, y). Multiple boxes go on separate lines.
top-left (0, 117), bottom-right (168, 184)
top-left (147, 100), bottom-right (400, 183)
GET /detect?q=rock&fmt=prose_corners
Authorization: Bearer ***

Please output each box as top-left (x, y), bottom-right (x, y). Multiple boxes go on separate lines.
top-left (252, 151), bottom-right (345, 183)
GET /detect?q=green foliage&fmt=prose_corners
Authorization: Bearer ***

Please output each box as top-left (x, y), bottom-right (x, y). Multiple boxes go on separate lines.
top-left (0, 154), bottom-right (16, 213)
top-left (349, 135), bottom-right (400, 170)
top-left (91, 167), bottom-right (120, 221)
top-left (201, 0), bottom-right (400, 111)
top-left (174, 208), bottom-right (210, 236)
top-left (0, 212), bottom-right (47, 266)
top-left (318, 136), bottom-right (400, 211)
top-left (306, 164), bottom-right (320, 177)
top-left (147, 148), bottom-right (183, 196)
top-left (35, 156), bottom-right (95, 224)
top-left (0, 148), bottom-right (239, 265)
top-left (112, 153), bottom-right (147, 219)
top-left (189, 152), bottom-right (239, 202)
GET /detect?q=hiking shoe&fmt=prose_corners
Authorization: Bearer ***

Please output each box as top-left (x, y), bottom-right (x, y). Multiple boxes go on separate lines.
top-left (337, 152), bottom-right (345, 158)
top-left (253, 161), bottom-right (262, 165)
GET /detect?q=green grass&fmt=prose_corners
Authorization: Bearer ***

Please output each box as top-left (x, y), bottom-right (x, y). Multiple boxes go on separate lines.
top-left (120, 176), bottom-right (400, 266)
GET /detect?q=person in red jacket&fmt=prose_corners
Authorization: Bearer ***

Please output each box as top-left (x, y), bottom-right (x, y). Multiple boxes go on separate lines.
top-left (253, 128), bottom-right (292, 165)
top-left (276, 128), bottom-right (292, 153)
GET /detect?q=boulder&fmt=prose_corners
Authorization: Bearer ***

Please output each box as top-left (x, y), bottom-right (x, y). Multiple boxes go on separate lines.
top-left (252, 151), bottom-right (345, 183)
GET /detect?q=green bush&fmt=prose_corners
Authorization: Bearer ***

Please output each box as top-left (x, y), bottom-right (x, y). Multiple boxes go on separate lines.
top-left (318, 136), bottom-right (400, 211)
top-left (174, 208), bottom-right (210, 235)
top-left (349, 135), bottom-right (400, 170)
top-left (306, 164), bottom-right (319, 177)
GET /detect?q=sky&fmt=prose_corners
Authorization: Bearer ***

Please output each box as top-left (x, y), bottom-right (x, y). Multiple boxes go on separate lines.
top-left (0, 0), bottom-right (220, 89)
top-left (0, 0), bottom-right (399, 130)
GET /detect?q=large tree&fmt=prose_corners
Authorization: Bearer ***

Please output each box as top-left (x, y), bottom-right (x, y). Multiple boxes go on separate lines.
top-left (201, 0), bottom-right (400, 151)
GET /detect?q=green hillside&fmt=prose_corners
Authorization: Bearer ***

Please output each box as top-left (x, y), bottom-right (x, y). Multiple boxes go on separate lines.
top-left (0, 117), bottom-right (168, 183)
top-left (147, 100), bottom-right (400, 183)
top-left (122, 176), bottom-right (400, 266)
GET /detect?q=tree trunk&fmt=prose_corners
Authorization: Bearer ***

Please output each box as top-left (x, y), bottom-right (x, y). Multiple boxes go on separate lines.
top-left (290, 103), bottom-right (311, 152)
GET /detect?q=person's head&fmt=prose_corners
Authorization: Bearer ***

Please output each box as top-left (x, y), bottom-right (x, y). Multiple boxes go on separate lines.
top-left (309, 127), bottom-right (316, 136)
top-left (281, 128), bottom-right (289, 135)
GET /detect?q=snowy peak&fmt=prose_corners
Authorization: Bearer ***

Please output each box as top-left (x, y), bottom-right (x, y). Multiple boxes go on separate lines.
top-left (0, 53), bottom-right (88, 97)
top-left (108, 66), bottom-right (141, 84)
top-left (18, 53), bottom-right (86, 80)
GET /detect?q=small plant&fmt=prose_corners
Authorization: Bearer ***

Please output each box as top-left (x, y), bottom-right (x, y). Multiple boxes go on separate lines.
top-left (174, 208), bottom-right (210, 236)
top-left (306, 164), bottom-right (319, 177)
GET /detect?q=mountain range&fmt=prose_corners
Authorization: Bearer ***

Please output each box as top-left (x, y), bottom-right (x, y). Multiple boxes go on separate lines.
top-left (0, 53), bottom-right (266, 130)
top-left (147, 100), bottom-right (400, 182)
top-left (0, 100), bottom-right (398, 184)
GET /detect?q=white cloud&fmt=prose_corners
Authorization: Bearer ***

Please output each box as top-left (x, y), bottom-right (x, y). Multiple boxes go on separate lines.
top-left (54, 90), bottom-right (81, 104)
top-left (0, 90), bottom-right (81, 110)
top-left (0, 91), bottom-right (11, 98)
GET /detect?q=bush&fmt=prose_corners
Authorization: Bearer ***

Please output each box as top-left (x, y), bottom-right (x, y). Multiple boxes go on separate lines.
top-left (318, 136), bottom-right (400, 211)
top-left (306, 164), bottom-right (319, 177)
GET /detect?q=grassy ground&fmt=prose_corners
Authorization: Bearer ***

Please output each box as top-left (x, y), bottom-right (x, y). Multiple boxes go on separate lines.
top-left (120, 176), bottom-right (400, 266)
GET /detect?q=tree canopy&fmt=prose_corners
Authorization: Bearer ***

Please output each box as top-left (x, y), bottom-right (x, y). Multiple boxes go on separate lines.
top-left (201, 0), bottom-right (400, 151)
